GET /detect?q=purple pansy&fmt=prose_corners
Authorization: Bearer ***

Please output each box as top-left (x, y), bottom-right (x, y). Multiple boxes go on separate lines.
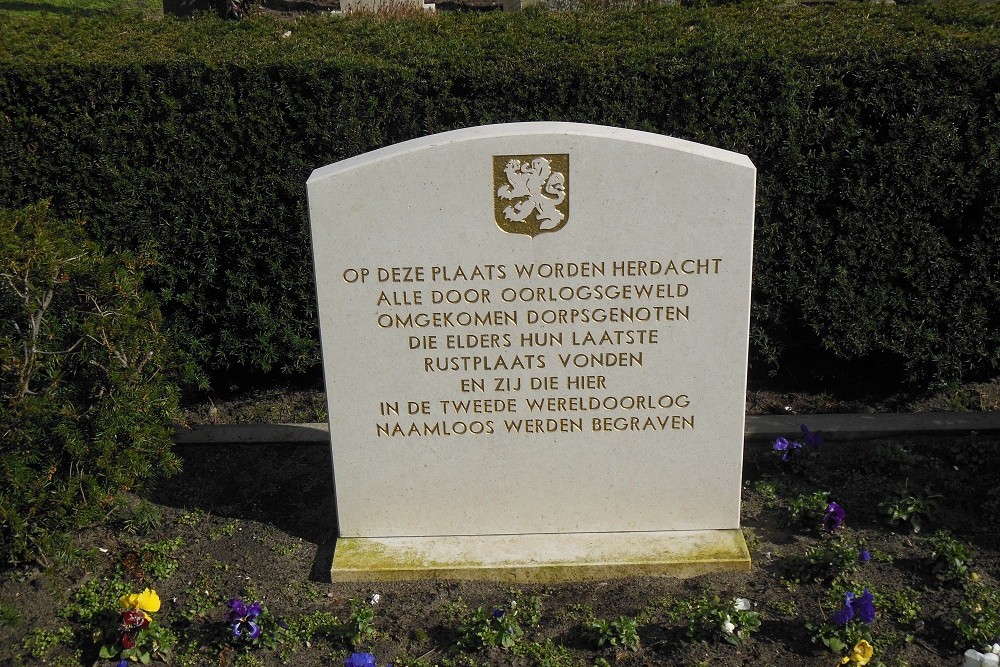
top-left (492, 608), bottom-right (505, 619)
top-left (345, 653), bottom-right (377, 667)
top-left (773, 436), bottom-right (803, 461)
top-left (800, 423), bottom-right (824, 448)
top-left (832, 589), bottom-right (875, 625)
top-left (226, 598), bottom-right (262, 640)
top-left (117, 660), bottom-right (129, 667)
top-left (860, 547), bottom-right (871, 563)
top-left (823, 501), bottom-right (847, 532)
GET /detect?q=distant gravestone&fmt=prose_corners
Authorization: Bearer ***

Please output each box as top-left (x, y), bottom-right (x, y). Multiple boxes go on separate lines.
top-left (307, 123), bottom-right (756, 581)
top-left (339, 0), bottom-right (434, 12)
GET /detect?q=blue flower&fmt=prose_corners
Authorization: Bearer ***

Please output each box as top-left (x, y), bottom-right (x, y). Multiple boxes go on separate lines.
top-left (800, 423), bottom-right (824, 448)
top-left (226, 598), bottom-right (262, 640)
top-left (345, 653), bottom-right (377, 667)
top-left (117, 660), bottom-right (129, 667)
top-left (860, 547), bottom-right (871, 563)
top-left (823, 501), bottom-right (847, 532)
top-left (833, 589), bottom-right (875, 625)
top-left (773, 436), bottom-right (803, 461)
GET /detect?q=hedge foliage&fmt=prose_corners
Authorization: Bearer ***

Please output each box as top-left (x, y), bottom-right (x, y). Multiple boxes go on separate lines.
top-left (1, 3), bottom-right (998, 392)
top-left (0, 203), bottom-right (182, 564)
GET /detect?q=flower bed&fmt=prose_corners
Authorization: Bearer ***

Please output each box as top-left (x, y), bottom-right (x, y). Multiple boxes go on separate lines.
top-left (1, 430), bottom-right (998, 666)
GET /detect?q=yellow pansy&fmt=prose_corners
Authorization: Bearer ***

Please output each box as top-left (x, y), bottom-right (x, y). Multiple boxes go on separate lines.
top-left (119, 588), bottom-right (161, 614)
top-left (839, 640), bottom-right (874, 666)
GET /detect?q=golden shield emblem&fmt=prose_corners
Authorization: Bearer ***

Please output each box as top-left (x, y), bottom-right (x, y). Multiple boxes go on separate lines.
top-left (493, 154), bottom-right (570, 237)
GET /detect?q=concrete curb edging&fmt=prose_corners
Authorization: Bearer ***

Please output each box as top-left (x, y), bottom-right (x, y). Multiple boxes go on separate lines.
top-left (172, 412), bottom-right (1000, 445)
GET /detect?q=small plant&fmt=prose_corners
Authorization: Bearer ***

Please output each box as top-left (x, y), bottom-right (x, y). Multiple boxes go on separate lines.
top-left (786, 491), bottom-right (831, 529)
top-left (456, 596), bottom-right (540, 651)
top-left (880, 484), bottom-right (940, 533)
top-left (877, 587), bottom-right (922, 626)
top-left (928, 530), bottom-right (975, 581)
top-left (0, 600), bottom-right (21, 627)
top-left (179, 575), bottom-right (224, 622)
top-left (277, 611), bottom-right (339, 660)
top-left (952, 580), bottom-right (1000, 648)
top-left (98, 588), bottom-right (176, 665)
top-left (512, 638), bottom-right (581, 667)
top-left (809, 588), bottom-right (875, 654)
top-left (124, 537), bottom-right (184, 580)
top-left (581, 614), bottom-right (640, 651)
top-left (675, 595), bottom-right (760, 645)
top-left (60, 572), bottom-right (131, 623)
top-left (781, 535), bottom-right (868, 584)
top-left (176, 509), bottom-right (207, 527)
top-left (873, 443), bottom-right (917, 469)
top-left (752, 478), bottom-right (780, 502)
top-left (21, 625), bottom-right (75, 659)
top-left (343, 596), bottom-right (379, 647)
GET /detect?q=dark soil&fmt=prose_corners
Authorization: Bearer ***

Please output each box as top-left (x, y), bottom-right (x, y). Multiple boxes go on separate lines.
top-left (2, 431), bottom-right (998, 666)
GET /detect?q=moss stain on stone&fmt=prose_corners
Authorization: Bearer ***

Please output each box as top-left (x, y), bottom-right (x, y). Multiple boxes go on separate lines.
top-left (333, 530), bottom-right (750, 583)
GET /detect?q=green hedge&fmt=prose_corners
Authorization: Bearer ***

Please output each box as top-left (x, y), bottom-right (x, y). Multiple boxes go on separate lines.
top-left (1, 3), bottom-right (998, 392)
top-left (0, 203), bottom-right (182, 564)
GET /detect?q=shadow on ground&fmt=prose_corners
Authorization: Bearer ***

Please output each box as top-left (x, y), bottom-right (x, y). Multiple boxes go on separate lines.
top-left (144, 441), bottom-right (338, 581)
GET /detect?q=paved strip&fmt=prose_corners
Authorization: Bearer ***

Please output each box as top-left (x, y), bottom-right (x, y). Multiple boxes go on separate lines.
top-left (172, 412), bottom-right (1000, 445)
top-left (745, 412), bottom-right (1000, 441)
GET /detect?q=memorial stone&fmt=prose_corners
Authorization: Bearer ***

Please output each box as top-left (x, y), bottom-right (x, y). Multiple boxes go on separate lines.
top-left (307, 122), bottom-right (756, 581)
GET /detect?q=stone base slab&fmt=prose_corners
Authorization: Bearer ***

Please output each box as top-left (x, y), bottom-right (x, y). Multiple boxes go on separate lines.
top-left (331, 529), bottom-right (750, 582)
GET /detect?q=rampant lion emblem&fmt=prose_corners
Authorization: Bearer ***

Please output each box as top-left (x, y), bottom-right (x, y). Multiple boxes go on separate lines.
top-left (493, 154), bottom-right (569, 237)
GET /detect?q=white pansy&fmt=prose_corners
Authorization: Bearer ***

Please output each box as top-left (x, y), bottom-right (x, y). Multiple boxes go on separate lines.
top-left (733, 598), bottom-right (751, 611)
top-left (721, 615), bottom-right (735, 634)
top-left (965, 649), bottom-right (1000, 667)
top-left (369, 593), bottom-right (381, 605)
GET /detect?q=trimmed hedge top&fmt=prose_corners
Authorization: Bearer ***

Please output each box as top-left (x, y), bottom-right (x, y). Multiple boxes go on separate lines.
top-left (2, 3), bottom-right (999, 66)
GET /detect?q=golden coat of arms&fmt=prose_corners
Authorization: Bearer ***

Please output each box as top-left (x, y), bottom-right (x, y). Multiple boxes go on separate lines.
top-left (493, 154), bottom-right (570, 237)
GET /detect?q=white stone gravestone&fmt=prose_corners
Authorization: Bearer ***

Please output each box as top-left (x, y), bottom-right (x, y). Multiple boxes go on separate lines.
top-left (338, 0), bottom-right (434, 13)
top-left (307, 122), bottom-right (755, 581)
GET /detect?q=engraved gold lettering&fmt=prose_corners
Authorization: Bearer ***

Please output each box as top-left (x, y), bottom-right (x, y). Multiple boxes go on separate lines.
top-left (503, 418), bottom-right (584, 433)
top-left (525, 307), bottom-right (688, 325)
top-left (431, 289), bottom-right (490, 304)
top-left (430, 264), bottom-right (506, 281)
top-left (376, 420), bottom-right (496, 436)
top-left (377, 266), bottom-right (425, 282)
top-left (591, 415), bottom-right (695, 432)
top-left (439, 399), bottom-right (516, 414)
top-left (524, 394), bottom-right (690, 411)
top-left (557, 352), bottom-right (643, 368)
top-left (422, 354), bottom-right (545, 372)
top-left (512, 262), bottom-right (605, 279)
top-left (460, 378), bottom-right (486, 393)
top-left (520, 332), bottom-right (562, 347)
